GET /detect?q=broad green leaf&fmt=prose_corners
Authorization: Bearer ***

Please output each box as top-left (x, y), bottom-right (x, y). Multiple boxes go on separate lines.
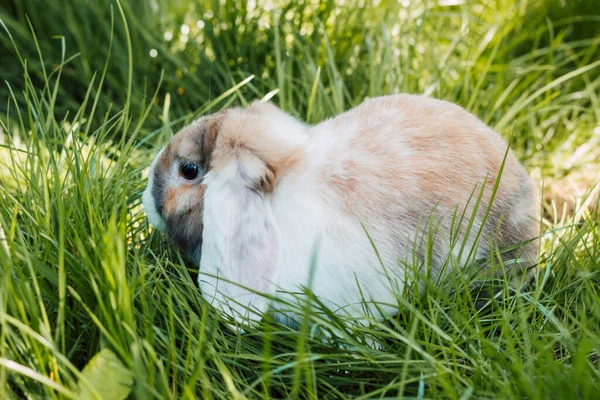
top-left (76, 349), bottom-right (133, 400)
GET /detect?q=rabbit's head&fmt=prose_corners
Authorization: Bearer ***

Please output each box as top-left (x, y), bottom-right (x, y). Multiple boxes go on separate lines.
top-left (143, 102), bottom-right (306, 256)
top-left (143, 102), bottom-right (307, 321)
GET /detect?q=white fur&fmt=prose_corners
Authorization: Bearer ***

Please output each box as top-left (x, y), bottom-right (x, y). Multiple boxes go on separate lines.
top-left (199, 160), bottom-right (283, 323)
top-left (199, 105), bottom-right (417, 325)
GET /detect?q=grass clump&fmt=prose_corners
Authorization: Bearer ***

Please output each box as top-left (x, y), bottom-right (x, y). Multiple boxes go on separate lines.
top-left (1, 0), bottom-right (600, 398)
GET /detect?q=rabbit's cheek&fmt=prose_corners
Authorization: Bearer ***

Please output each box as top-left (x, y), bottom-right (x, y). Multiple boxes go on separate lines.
top-left (162, 188), bottom-right (179, 216)
top-left (161, 184), bottom-right (206, 217)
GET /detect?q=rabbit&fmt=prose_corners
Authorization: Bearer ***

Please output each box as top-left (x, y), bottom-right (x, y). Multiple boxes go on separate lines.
top-left (142, 94), bottom-right (539, 329)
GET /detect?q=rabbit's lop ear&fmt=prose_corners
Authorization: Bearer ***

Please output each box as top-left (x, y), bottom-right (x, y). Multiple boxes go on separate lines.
top-left (198, 109), bottom-right (302, 327)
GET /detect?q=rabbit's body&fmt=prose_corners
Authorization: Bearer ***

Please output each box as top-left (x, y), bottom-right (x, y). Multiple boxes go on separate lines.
top-left (143, 94), bottom-right (539, 325)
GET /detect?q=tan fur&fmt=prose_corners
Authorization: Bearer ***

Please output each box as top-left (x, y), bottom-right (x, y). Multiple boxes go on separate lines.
top-left (312, 95), bottom-right (538, 271)
top-left (208, 108), bottom-right (306, 192)
top-left (162, 184), bottom-right (207, 217)
top-left (324, 97), bottom-right (521, 214)
top-left (162, 188), bottom-right (178, 215)
top-left (158, 145), bottom-right (172, 173)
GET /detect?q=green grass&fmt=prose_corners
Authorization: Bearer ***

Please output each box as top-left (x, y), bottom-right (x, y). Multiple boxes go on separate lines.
top-left (1, 0), bottom-right (599, 398)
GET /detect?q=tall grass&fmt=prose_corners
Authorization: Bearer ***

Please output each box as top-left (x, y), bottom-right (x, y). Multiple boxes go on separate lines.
top-left (1, 0), bottom-right (599, 398)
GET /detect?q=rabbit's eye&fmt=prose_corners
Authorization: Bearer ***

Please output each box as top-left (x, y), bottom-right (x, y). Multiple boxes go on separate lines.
top-left (179, 162), bottom-right (200, 180)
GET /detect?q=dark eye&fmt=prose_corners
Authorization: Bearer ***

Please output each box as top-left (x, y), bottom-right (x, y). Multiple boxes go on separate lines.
top-left (179, 162), bottom-right (200, 180)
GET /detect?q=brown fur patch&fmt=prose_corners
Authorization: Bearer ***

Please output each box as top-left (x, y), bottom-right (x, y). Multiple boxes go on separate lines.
top-left (208, 108), bottom-right (306, 193)
top-left (161, 110), bottom-right (228, 175)
top-left (253, 161), bottom-right (278, 192)
top-left (162, 184), bottom-right (207, 217)
top-left (200, 112), bottom-right (226, 169)
top-left (162, 188), bottom-right (178, 216)
top-left (158, 145), bottom-right (172, 173)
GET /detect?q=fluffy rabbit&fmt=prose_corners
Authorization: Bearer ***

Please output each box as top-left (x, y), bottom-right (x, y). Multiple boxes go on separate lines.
top-left (143, 94), bottom-right (539, 327)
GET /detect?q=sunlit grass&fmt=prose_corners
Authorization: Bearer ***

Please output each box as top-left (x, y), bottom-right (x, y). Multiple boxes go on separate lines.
top-left (1, 0), bottom-right (599, 398)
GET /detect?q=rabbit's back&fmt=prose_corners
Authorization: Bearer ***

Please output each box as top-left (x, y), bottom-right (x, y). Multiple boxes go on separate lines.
top-left (307, 94), bottom-right (538, 275)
